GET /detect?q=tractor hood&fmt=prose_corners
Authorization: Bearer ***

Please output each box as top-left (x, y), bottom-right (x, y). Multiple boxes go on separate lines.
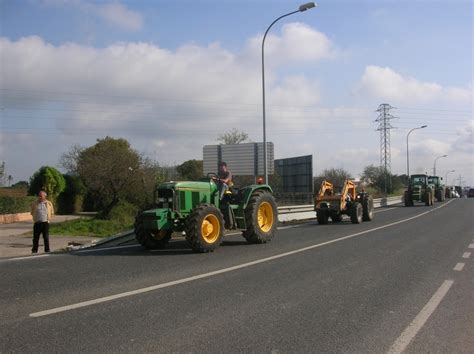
top-left (158, 180), bottom-right (217, 192)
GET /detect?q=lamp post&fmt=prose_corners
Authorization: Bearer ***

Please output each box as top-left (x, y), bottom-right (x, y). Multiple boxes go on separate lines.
top-left (445, 169), bottom-right (455, 186)
top-left (406, 125), bottom-right (427, 178)
top-left (261, 2), bottom-right (316, 184)
top-left (433, 154), bottom-right (447, 176)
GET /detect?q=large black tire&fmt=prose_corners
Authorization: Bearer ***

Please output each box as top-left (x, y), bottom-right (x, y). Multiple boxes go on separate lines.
top-left (362, 195), bottom-right (374, 221)
top-left (435, 190), bottom-right (442, 202)
top-left (134, 218), bottom-right (172, 250)
top-left (349, 202), bottom-right (363, 224)
top-left (316, 207), bottom-right (329, 224)
top-left (330, 210), bottom-right (342, 223)
top-left (242, 191), bottom-right (278, 244)
top-left (404, 191), bottom-right (413, 207)
top-left (185, 204), bottom-right (225, 253)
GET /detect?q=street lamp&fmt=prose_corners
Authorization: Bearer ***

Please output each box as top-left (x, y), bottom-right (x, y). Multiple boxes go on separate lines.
top-left (406, 125), bottom-right (427, 178)
top-left (433, 154), bottom-right (448, 176)
top-left (261, 2), bottom-right (316, 183)
top-left (445, 169), bottom-right (455, 185)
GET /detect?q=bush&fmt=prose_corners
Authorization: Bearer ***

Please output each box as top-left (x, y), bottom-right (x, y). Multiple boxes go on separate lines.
top-left (29, 166), bottom-right (66, 203)
top-left (106, 200), bottom-right (139, 224)
top-left (57, 174), bottom-right (86, 214)
top-left (0, 196), bottom-right (36, 214)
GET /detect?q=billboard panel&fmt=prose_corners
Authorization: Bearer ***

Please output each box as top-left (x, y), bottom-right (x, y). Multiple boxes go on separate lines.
top-left (274, 155), bottom-right (313, 193)
top-left (203, 142), bottom-right (274, 176)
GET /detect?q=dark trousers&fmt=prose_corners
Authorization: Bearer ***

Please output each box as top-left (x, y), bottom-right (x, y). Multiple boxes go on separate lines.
top-left (32, 222), bottom-right (50, 253)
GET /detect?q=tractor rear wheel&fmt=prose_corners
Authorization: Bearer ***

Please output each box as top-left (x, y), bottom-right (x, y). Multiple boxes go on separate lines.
top-left (316, 208), bottom-right (329, 224)
top-left (185, 204), bottom-right (224, 253)
top-left (134, 218), bottom-right (172, 250)
top-left (350, 202), bottom-right (363, 224)
top-left (404, 191), bottom-right (413, 207)
top-left (362, 195), bottom-right (374, 221)
top-left (242, 191), bottom-right (278, 244)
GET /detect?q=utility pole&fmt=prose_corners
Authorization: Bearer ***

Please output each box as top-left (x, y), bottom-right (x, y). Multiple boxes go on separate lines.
top-left (375, 103), bottom-right (397, 195)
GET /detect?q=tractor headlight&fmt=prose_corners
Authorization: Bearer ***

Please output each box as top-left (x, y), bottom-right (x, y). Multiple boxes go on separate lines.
top-left (158, 197), bottom-right (165, 202)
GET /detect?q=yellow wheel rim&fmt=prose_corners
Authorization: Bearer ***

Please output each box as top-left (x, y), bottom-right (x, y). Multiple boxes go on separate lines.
top-left (201, 214), bottom-right (220, 243)
top-left (258, 202), bottom-right (274, 233)
top-left (152, 229), bottom-right (169, 241)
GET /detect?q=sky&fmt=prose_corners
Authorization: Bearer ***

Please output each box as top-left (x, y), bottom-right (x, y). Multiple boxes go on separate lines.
top-left (1, 0), bottom-right (473, 186)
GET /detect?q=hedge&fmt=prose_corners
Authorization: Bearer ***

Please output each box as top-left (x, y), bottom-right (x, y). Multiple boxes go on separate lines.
top-left (0, 196), bottom-right (36, 214)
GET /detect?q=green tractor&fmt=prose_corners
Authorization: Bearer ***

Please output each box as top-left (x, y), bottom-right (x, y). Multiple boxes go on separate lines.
top-left (428, 175), bottom-right (445, 202)
top-left (134, 174), bottom-right (278, 253)
top-left (404, 174), bottom-right (434, 207)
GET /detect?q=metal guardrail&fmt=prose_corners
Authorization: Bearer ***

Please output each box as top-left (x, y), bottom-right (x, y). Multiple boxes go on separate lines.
top-left (277, 196), bottom-right (403, 215)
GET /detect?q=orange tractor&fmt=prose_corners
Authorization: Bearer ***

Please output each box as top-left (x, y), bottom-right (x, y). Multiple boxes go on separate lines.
top-left (314, 179), bottom-right (374, 224)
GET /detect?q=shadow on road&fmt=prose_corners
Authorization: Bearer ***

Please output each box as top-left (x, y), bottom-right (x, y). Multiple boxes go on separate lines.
top-left (70, 238), bottom-right (254, 257)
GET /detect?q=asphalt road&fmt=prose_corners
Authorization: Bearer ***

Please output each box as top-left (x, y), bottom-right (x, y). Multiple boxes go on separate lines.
top-left (1, 199), bottom-right (473, 353)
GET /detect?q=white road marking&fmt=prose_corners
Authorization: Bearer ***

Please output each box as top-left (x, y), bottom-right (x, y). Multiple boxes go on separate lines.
top-left (5, 254), bottom-right (51, 262)
top-left (388, 279), bottom-right (454, 354)
top-left (462, 252), bottom-right (471, 259)
top-left (29, 200), bottom-right (454, 318)
top-left (468, 244), bottom-right (474, 249)
top-left (453, 263), bottom-right (465, 271)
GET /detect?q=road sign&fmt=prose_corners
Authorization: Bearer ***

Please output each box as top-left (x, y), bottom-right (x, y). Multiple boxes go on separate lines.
top-left (275, 155), bottom-right (313, 193)
top-left (203, 143), bottom-right (274, 176)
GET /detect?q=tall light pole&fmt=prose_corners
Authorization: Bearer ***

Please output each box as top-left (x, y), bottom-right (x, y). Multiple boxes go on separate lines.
top-left (445, 169), bottom-right (455, 185)
top-left (406, 125), bottom-right (427, 178)
top-left (433, 154), bottom-right (447, 176)
top-left (262, 2), bottom-right (316, 183)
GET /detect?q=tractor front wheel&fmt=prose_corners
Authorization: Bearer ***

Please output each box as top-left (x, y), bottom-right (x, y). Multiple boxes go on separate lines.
top-left (185, 204), bottom-right (225, 253)
top-left (134, 218), bottom-right (172, 250)
top-left (350, 202), bottom-right (363, 224)
top-left (242, 191), bottom-right (278, 244)
top-left (362, 195), bottom-right (374, 221)
top-left (317, 208), bottom-right (329, 224)
top-left (404, 191), bottom-right (413, 207)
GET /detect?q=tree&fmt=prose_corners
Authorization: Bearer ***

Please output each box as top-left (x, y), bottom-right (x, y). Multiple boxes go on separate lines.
top-left (314, 167), bottom-right (351, 191)
top-left (59, 143), bottom-right (84, 175)
top-left (176, 159), bottom-right (203, 180)
top-left (28, 166), bottom-right (66, 201)
top-left (76, 137), bottom-right (146, 216)
top-left (217, 128), bottom-right (249, 145)
top-left (360, 164), bottom-right (404, 195)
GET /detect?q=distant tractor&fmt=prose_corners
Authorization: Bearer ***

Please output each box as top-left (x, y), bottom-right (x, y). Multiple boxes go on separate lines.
top-left (404, 174), bottom-right (434, 206)
top-left (428, 175), bottom-right (445, 202)
top-left (314, 179), bottom-right (374, 224)
top-left (134, 174), bottom-right (278, 253)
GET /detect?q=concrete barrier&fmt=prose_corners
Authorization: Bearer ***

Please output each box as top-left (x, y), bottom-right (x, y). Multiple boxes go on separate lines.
top-left (0, 212), bottom-right (32, 224)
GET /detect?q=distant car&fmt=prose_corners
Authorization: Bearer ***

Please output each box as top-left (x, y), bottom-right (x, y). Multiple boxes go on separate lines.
top-left (468, 189), bottom-right (474, 198)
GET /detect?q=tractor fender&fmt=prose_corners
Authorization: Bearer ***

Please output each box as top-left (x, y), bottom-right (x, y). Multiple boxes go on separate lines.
top-left (239, 184), bottom-right (273, 210)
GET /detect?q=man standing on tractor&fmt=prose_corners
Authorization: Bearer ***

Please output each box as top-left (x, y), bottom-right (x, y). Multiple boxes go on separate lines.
top-left (214, 161), bottom-right (233, 200)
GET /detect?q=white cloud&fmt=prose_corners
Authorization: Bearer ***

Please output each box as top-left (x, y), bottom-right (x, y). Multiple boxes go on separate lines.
top-left (357, 65), bottom-right (472, 104)
top-left (245, 22), bottom-right (336, 66)
top-left (98, 2), bottom-right (143, 31)
top-left (41, 0), bottom-right (143, 31)
top-left (0, 32), bottom-right (335, 180)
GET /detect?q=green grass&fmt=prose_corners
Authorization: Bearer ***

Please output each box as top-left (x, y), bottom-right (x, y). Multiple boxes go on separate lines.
top-left (49, 218), bottom-right (132, 238)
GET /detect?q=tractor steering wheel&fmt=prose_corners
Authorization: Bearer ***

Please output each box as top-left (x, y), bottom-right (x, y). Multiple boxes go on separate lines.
top-left (207, 172), bottom-right (218, 181)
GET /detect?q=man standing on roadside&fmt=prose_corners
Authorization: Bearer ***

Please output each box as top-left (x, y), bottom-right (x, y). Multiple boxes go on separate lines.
top-left (30, 190), bottom-right (54, 254)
